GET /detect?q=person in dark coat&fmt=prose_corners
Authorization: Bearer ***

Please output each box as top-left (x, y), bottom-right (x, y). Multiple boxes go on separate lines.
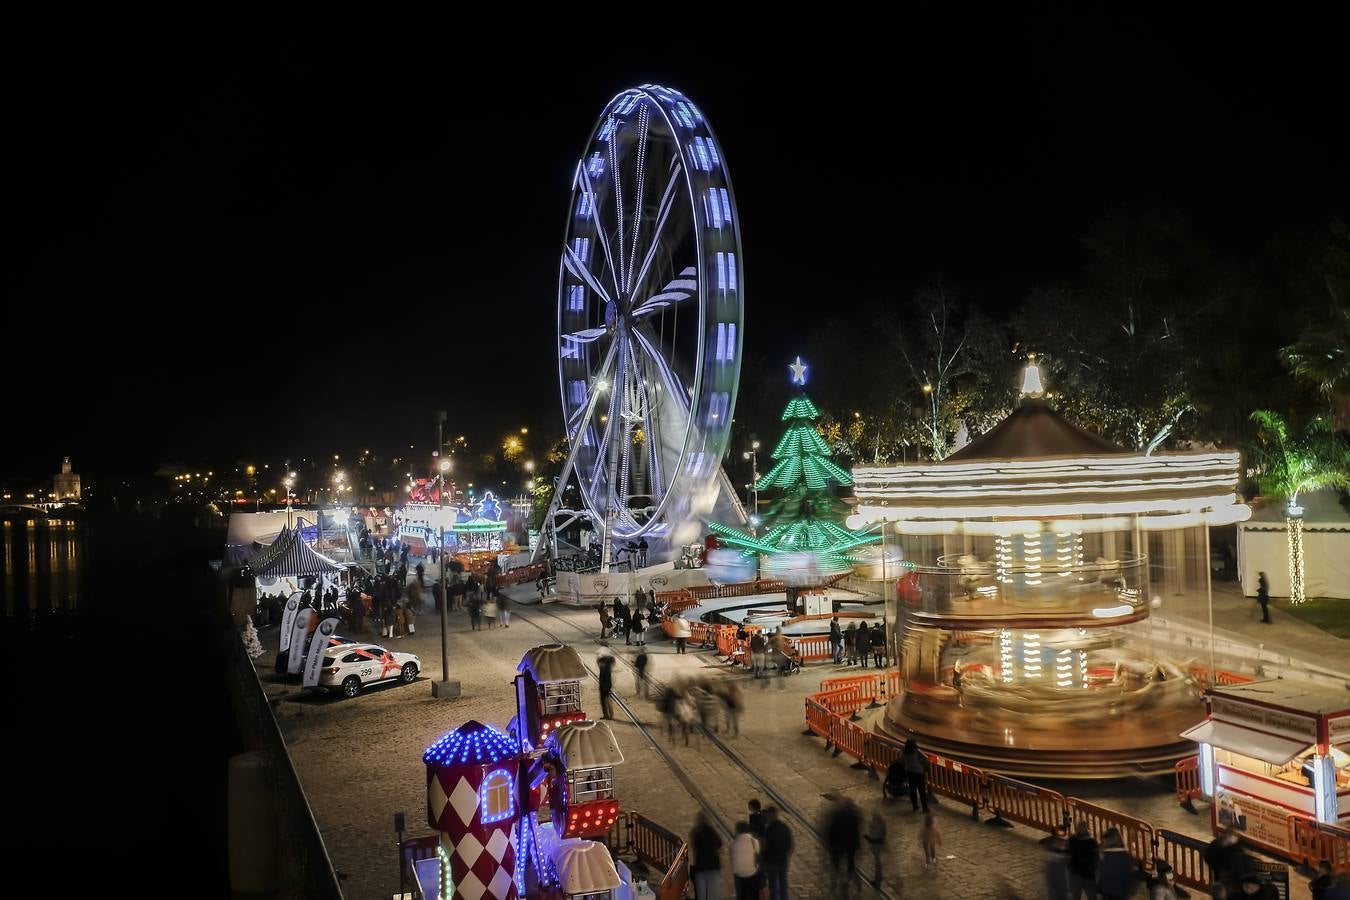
top-left (824, 799), bottom-right (861, 899)
top-left (762, 806), bottom-right (793, 900)
top-left (900, 738), bottom-right (930, 812)
top-left (1067, 821), bottom-right (1099, 899)
top-left (634, 648), bottom-right (650, 698)
top-left (1097, 828), bottom-right (1136, 900)
top-left (829, 617), bottom-right (843, 664)
top-left (870, 623), bottom-right (886, 667)
top-left (630, 608), bottom-right (647, 646)
top-left (597, 655), bottom-right (615, 719)
top-left (689, 811), bottom-right (723, 900)
top-left (747, 799), bottom-right (765, 836)
top-left (1256, 571), bottom-right (1271, 623)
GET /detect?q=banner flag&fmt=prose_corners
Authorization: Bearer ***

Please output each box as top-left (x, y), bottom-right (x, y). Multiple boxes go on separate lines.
top-left (303, 617), bottom-right (341, 687)
top-left (288, 608), bottom-right (315, 674)
top-left (279, 591), bottom-right (304, 652)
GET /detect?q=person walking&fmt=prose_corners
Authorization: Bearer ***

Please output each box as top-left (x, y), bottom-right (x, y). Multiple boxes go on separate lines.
top-left (634, 647), bottom-right (650, 699)
top-left (730, 821), bottom-right (762, 900)
top-left (1067, 820), bottom-right (1100, 899)
top-left (483, 593), bottom-right (499, 629)
top-left (1045, 825), bottom-right (1072, 900)
top-left (393, 603), bottom-right (407, 639)
top-left (671, 613), bottom-right (691, 654)
top-left (467, 591), bottom-right (483, 631)
top-left (829, 617), bottom-right (843, 664)
top-left (689, 812), bottom-right (723, 900)
top-left (1257, 571), bottom-right (1271, 623)
top-left (864, 809), bottom-right (887, 886)
top-left (719, 681), bottom-right (743, 737)
top-left (901, 738), bottom-right (930, 812)
top-left (825, 799), bottom-right (861, 900)
top-left (598, 604), bottom-right (612, 640)
top-left (598, 655), bottom-right (615, 720)
top-left (1147, 861), bottom-right (1179, 900)
top-left (1098, 828), bottom-right (1136, 900)
top-left (747, 799), bottom-right (766, 836)
top-left (749, 630), bottom-right (767, 678)
top-left (403, 600), bottom-right (416, 636)
top-left (415, 561), bottom-right (425, 588)
top-left (616, 600), bottom-right (632, 645)
top-left (629, 608), bottom-right (646, 646)
top-left (762, 806), bottom-right (793, 900)
top-left (919, 812), bottom-right (942, 870)
top-left (870, 622), bottom-right (886, 668)
top-left (497, 591), bottom-right (511, 628)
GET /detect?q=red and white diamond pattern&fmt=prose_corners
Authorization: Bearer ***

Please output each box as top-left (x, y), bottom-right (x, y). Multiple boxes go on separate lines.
top-left (446, 826), bottom-right (516, 900)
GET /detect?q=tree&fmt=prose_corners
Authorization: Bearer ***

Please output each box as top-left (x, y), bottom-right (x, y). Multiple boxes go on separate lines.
top-left (1013, 206), bottom-right (1222, 452)
top-left (891, 280), bottom-right (1013, 460)
top-left (709, 382), bottom-right (879, 581)
top-left (1247, 410), bottom-right (1350, 603)
top-left (1280, 220), bottom-right (1350, 428)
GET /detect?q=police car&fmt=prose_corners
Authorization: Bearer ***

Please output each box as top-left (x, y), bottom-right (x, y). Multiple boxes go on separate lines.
top-left (319, 642), bottom-right (421, 698)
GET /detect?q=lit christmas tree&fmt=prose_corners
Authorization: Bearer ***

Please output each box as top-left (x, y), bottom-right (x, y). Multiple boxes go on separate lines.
top-left (709, 357), bottom-right (879, 581)
top-left (241, 615), bottom-right (264, 659)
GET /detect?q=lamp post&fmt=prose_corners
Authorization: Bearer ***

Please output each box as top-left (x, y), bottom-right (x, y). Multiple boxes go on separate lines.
top-left (741, 440), bottom-right (761, 531)
top-left (432, 457), bottom-right (460, 698)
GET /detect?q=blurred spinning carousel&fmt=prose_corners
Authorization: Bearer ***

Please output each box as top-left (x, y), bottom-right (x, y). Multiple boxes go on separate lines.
top-left (850, 361), bottom-right (1252, 778)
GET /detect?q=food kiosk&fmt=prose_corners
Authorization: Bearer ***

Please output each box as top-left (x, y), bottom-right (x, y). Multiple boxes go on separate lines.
top-left (1181, 680), bottom-right (1350, 859)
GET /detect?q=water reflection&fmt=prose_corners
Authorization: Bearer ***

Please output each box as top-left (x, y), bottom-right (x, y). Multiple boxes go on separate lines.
top-left (0, 516), bottom-right (84, 623)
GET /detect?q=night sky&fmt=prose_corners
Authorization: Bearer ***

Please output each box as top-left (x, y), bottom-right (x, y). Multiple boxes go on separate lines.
top-left (8, 30), bottom-right (1346, 482)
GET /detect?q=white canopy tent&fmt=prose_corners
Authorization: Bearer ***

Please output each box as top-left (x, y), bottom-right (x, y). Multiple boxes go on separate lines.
top-left (1237, 490), bottom-right (1350, 600)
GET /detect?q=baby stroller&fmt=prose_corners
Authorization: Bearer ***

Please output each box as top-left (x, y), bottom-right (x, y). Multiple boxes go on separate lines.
top-left (766, 646), bottom-right (802, 676)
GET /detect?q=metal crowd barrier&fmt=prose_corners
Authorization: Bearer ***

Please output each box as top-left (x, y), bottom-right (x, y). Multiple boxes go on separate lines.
top-left (1289, 817), bottom-right (1350, 871)
top-left (985, 774), bottom-right (1069, 833)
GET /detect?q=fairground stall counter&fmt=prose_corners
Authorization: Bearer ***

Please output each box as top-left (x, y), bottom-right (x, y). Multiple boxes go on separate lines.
top-left (1181, 680), bottom-right (1350, 864)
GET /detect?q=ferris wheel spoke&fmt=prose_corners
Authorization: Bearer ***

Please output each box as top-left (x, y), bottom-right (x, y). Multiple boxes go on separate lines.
top-left (632, 325), bottom-right (692, 413)
top-left (625, 104), bottom-right (651, 297)
top-left (561, 327), bottom-right (608, 346)
top-left (632, 266), bottom-right (697, 318)
top-left (577, 161), bottom-right (622, 301)
top-left (566, 339), bottom-right (619, 438)
top-left (563, 244), bottom-right (613, 309)
top-left (589, 337), bottom-right (626, 496)
top-left (608, 136), bottom-right (628, 294)
top-left (631, 159), bottom-right (684, 300)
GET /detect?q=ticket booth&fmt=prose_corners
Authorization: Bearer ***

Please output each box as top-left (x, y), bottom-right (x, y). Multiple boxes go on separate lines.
top-left (1181, 680), bottom-right (1350, 859)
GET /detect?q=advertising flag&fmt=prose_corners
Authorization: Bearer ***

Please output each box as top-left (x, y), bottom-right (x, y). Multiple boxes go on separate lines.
top-left (278, 591), bottom-right (304, 652)
top-left (303, 617), bottom-right (341, 687)
top-left (287, 608), bottom-right (315, 674)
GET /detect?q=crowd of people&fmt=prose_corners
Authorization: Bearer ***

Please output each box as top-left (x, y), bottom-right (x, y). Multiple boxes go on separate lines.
top-left (828, 616), bottom-right (889, 667)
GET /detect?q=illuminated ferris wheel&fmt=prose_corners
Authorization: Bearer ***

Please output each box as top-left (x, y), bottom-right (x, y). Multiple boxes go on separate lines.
top-left (552, 84), bottom-right (745, 544)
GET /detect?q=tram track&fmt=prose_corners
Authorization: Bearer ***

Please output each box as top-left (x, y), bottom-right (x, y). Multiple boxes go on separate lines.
top-left (516, 602), bottom-right (898, 900)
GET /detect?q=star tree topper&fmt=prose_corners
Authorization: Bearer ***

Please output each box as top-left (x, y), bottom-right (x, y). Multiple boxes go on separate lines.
top-left (789, 356), bottom-right (808, 385)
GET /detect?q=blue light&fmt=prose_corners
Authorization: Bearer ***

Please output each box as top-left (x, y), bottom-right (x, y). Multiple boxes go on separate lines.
top-left (705, 188), bottom-right (722, 228)
top-left (576, 192), bottom-right (592, 219)
top-left (692, 137), bottom-right (711, 171)
top-left (716, 252), bottom-right (726, 291)
top-left (567, 285), bottom-right (585, 312)
top-left (571, 237), bottom-right (590, 261)
top-left (719, 189), bottom-right (732, 226)
top-left (423, 721), bottom-right (518, 767)
top-left (587, 153), bottom-right (604, 178)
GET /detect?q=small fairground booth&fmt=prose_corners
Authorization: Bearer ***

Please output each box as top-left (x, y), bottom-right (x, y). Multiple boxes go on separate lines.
top-left (1182, 680), bottom-right (1350, 862)
top-left (249, 526), bottom-right (346, 609)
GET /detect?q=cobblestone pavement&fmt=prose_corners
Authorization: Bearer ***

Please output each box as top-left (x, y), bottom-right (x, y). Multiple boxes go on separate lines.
top-left (257, 587), bottom-right (1314, 899)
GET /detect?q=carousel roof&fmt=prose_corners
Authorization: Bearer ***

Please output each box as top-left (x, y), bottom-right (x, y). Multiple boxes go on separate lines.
top-left (551, 720), bottom-right (625, 769)
top-left (552, 839), bottom-right (621, 894)
top-left (519, 644), bottom-right (587, 683)
top-left (423, 720), bottom-right (518, 766)
top-left (945, 398), bottom-right (1124, 462)
top-left (249, 527), bottom-right (344, 578)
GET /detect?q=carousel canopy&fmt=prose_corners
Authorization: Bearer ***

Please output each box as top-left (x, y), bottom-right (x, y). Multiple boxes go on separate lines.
top-left (946, 398), bottom-right (1124, 462)
top-left (519, 644), bottom-right (587, 684)
top-left (552, 720), bottom-right (625, 769)
top-left (552, 839), bottom-right (621, 894)
top-left (249, 527), bottom-right (344, 578)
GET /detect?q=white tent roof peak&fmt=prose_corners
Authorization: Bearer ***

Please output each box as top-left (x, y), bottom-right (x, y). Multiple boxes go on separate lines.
top-left (520, 643), bottom-right (587, 683)
top-left (1020, 357), bottom-right (1046, 398)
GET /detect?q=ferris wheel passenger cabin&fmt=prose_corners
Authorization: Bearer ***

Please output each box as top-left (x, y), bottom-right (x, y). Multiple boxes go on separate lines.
top-left (548, 720), bottom-right (625, 839)
top-left (516, 643), bottom-right (589, 747)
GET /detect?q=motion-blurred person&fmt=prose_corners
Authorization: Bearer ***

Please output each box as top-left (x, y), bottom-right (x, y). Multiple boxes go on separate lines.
top-left (864, 808), bottom-right (887, 886)
top-left (634, 647), bottom-right (650, 699)
top-left (919, 811), bottom-right (942, 870)
top-left (749, 630), bottom-right (767, 677)
top-left (1067, 821), bottom-right (1099, 899)
top-left (829, 616), bottom-right (843, 663)
top-left (825, 799), bottom-right (862, 899)
top-left (689, 812), bottom-right (723, 900)
top-left (597, 655), bottom-right (614, 720)
top-left (870, 622), bottom-right (886, 667)
top-left (1097, 827), bottom-right (1135, 900)
top-left (763, 807), bottom-right (793, 900)
top-left (844, 622), bottom-right (859, 665)
top-left (901, 738), bottom-right (931, 812)
top-left (671, 613), bottom-right (691, 653)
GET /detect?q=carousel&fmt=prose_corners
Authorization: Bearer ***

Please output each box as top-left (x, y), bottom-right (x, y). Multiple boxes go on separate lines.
top-left (849, 361), bottom-right (1252, 777)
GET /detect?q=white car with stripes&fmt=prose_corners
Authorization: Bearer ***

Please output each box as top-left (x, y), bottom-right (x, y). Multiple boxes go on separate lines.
top-left (319, 642), bottom-right (421, 698)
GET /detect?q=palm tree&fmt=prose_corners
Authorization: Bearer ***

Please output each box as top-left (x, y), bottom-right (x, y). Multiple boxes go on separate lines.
top-left (1247, 410), bottom-right (1350, 603)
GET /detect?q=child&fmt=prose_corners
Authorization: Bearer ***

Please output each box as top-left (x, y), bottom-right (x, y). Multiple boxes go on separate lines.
top-left (919, 813), bottom-right (941, 870)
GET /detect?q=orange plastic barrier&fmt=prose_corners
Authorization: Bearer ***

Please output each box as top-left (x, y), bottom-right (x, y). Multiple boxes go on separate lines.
top-left (1066, 797), bottom-right (1155, 868)
top-left (1175, 755), bottom-right (1202, 806)
top-left (805, 696), bottom-right (836, 740)
top-left (925, 753), bottom-right (987, 818)
top-left (790, 634), bottom-right (833, 662)
top-left (1156, 829), bottom-right (1213, 893)
top-left (985, 774), bottom-right (1067, 834)
top-left (828, 714), bottom-right (868, 762)
top-left (1289, 817), bottom-right (1350, 872)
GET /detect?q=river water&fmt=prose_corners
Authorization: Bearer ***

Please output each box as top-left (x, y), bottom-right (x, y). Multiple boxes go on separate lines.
top-left (0, 514), bottom-right (84, 623)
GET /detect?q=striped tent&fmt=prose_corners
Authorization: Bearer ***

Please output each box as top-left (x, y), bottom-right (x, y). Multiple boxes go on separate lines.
top-left (249, 526), bottom-right (344, 577)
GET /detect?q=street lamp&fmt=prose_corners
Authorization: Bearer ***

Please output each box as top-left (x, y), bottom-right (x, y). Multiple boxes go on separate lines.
top-left (433, 457), bottom-right (459, 698)
top-left (741, 440), bottom-right (761, 530)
